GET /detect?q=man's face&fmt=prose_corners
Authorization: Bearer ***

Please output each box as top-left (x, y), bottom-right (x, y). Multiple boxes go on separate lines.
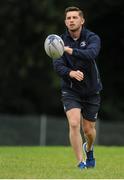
top-left (65, 11), bottom-right (85, 32)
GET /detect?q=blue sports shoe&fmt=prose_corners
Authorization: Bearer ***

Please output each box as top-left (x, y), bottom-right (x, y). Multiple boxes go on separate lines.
top-left (77, 161), bottom-right (86, 170)
top-left (83, 142), bottom-right (96, 168)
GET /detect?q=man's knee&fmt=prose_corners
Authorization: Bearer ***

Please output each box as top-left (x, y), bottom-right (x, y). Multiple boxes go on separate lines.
top-left (66, 108), bottom-right (81, 128)
top-left (83, 127), bottom-right (92, 137)
top-left (68, 116), bottom-right (80, 129)
top-left (83, 120), bottom-right (95, 136)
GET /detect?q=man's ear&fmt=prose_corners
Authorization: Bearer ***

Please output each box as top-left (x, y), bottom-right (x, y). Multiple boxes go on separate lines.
top-left (81, 18), bottom-right (85, 25)
top-left (65, 19), bottom-right (67, 27)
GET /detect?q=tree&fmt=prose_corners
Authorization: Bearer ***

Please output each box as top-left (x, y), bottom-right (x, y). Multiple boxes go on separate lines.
top-left (0, 0), bottom-right (124, 120)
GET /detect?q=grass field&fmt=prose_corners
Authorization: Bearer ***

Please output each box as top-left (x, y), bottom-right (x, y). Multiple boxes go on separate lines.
top-left (0, 146), bottom-right (124, 179)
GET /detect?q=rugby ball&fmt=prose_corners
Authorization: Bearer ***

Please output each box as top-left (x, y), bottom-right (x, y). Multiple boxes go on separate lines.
top-left (44, 34), bottom-right (64, 59)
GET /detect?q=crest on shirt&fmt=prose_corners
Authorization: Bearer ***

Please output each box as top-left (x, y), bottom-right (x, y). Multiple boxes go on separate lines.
top-left (80, 41), bottom-right (86, 47)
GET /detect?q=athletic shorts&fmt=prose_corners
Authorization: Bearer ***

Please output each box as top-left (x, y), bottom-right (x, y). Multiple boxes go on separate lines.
top-left (61, 89), bottom-right (101, 122)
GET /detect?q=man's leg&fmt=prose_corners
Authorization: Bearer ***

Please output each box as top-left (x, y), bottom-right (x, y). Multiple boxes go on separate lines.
top-left (82, 119), bottom-right (96, 168)
top-left (82, 119), bottom-right (96, 151)
top-left (66, 108), bottom-right (84, 163)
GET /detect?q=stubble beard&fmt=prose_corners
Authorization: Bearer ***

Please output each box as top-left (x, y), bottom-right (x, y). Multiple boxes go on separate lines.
top-left (69, 25), bottom-right (82, 33)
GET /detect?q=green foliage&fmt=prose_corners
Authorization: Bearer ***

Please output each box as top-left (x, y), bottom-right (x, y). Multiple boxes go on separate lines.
top-left (0, 146), bottom-right (124, 178)
top-left (0, 0), bottom-right (62, 115)
top-left (0, 0), bottom-right (124, 119)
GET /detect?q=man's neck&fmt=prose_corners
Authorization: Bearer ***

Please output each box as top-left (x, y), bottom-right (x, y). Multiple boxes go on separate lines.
top-left (69, 26), bottom-right (82, 40)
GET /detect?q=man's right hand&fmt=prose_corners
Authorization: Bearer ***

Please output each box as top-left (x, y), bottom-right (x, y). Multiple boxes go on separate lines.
top-left (69, 70), bottom-right (84, 81)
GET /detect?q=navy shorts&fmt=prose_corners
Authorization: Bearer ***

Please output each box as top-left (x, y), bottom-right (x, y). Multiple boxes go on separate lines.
top-left (61, 89), bottom-right (101, 122)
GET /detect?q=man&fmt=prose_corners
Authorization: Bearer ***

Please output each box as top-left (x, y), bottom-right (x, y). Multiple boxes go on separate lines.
top-left (53, 6), bottom-right (102, 169)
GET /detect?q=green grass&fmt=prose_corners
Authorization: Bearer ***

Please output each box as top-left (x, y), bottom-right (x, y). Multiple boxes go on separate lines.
top-left (0, 146), bottom-right (124, 179)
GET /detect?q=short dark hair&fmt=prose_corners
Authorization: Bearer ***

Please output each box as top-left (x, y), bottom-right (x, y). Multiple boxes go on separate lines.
top-left (65, 6), bottom-right (84, 18)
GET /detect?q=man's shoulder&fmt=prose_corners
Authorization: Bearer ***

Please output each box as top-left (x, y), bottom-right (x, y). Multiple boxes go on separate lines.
top-left (82, 28), bottom-right (100, 39)
top-left (61, 31), bottom-right (69, 39)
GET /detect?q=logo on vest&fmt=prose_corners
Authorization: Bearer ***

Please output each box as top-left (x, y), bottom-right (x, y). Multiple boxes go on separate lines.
top-left (80, 41), bottom-right (86, 47)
